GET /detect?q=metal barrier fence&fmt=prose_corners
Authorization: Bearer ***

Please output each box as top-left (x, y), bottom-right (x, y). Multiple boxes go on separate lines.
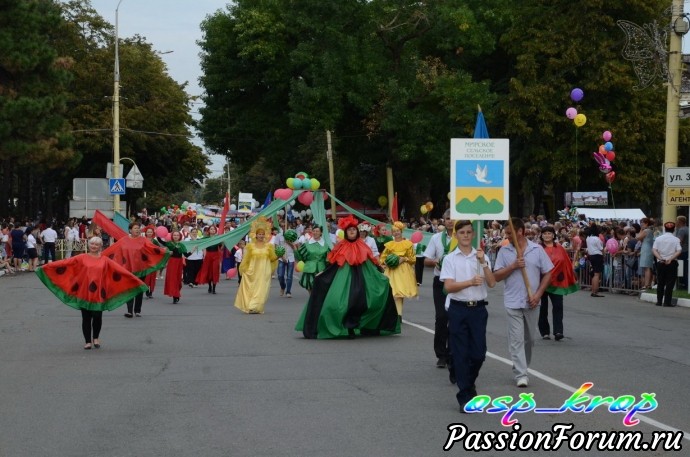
top-left (486, 249), bottom-right (646, 295)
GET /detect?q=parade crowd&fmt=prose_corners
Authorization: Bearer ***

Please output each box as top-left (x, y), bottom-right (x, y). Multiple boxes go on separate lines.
top-left (4, 208), bottom-right (687, 414)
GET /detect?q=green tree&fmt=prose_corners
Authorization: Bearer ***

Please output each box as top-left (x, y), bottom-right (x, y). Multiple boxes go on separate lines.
top-left (0, 0), bottom-right (75, 217)
top-left (496, 0), bottom-right (673, 216)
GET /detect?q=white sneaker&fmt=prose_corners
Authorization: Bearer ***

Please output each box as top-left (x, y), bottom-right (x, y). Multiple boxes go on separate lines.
top-left (516, 377), bottom-right (529, 387)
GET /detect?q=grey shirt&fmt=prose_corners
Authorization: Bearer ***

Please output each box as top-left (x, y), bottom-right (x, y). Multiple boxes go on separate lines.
top-left (494, 240), bottom-right (553, 309)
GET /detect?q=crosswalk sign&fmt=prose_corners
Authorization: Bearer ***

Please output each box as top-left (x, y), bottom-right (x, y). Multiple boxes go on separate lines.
top-left (109, 178), bottom-right (126, 195)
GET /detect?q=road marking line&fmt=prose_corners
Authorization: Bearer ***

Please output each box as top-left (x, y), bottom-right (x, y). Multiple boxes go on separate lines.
top-left (402, 318), bottom-right (690, 442)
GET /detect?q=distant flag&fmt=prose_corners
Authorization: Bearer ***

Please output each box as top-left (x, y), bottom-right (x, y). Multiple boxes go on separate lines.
top-left (218, 192), bottom-right (230, 234)
top-left (262, 191), bottom-right (272, 209)
top-left (391, 192), bottom-right (399, 222)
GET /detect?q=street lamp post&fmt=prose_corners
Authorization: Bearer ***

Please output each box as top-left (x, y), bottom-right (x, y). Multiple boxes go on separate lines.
top-left (112, 0), bottom-right (124, 214)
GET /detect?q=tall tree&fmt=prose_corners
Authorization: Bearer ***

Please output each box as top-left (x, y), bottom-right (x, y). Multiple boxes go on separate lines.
top-left (0, 0), bottom-right (75, 217)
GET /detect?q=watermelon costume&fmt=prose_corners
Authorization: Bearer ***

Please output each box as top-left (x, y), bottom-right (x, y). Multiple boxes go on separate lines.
top-left (294, 239), bottom-right (329, 290)
top-left (295, 237), bottom-right (400, 339)
top-left (102, 236), bottom-right (170, 278)
top-left (543, 244), bottom-right (578, 295)
top-left (36, 254), bottom-right (148, 311)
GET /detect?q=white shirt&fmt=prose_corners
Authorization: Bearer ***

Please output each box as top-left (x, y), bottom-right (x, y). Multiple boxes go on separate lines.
top-left (363, 236), bottom-right (379, 258)
top-left (586, 236), bottom-right (603, 255)
top-left (423, 230), bottom-right (454, 276)
top-left (271, 232), bottom-right (295, 262)
top-left (440, 247), bottom-right (491, 311)
top-left (234, 247), bottom-right (244, 263)
top-left (653, 232), bottom-right (682, 261)
top-left (41, 228), bottom-right (58, 243)
top-left (26, 234), bottom-right (36, 249)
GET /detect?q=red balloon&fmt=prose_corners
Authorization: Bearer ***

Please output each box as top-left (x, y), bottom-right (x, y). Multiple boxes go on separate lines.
top-left (226, 267), bottom-right (237, 279)
top-left (606, 151), bottom-right (616, 162)
top-left (297, 191), bottom-right (314, 206)
top-left (410, 231), bottom-right (423, 244)
top-left (605, 171), bottom-right (616, 184)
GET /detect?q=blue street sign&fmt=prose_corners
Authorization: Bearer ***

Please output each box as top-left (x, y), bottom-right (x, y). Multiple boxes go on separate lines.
top-left (109, 178), bottom-right (126, 195)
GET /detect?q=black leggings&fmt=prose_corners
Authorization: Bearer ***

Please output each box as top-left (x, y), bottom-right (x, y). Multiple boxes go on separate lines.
top-left (81, 309), bottom-right (102, 343)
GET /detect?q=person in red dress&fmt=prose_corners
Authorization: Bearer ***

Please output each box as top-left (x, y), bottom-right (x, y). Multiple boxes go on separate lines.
top-left (163, 230), bottom-right (186, 303)
top-left (196, 225), bottom-right (221, 294)
top-left (143, 225), bottom-right (158, 298)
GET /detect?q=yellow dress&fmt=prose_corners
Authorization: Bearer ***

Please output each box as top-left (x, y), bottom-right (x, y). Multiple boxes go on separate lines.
top-left (234, 243), bottom-right (278, 314)
top-left (380, 239), bottom-right (418, 299)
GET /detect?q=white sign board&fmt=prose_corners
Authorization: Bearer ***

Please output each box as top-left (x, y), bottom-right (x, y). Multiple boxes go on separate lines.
top-left (665, 167), bottom-right (690, 187)
top-left (450, 139), bottom-right (510, 220)
top-left (237, 192), bottom-right (253, 214)
top-left (125, 164), bottom-right (144, 189)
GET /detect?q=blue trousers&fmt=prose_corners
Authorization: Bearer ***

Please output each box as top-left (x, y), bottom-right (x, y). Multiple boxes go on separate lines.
top-left (277, 260), bottom-right (294, 294)
top-left (448, 301), bottom-right (488, 405)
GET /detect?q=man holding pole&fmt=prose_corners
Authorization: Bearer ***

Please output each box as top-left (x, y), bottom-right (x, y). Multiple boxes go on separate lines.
top-left (493, 217), bottom-right (553, 387)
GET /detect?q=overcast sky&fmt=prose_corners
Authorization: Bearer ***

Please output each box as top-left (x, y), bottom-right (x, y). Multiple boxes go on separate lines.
top-left (89, 0), bottom-right (230, 176)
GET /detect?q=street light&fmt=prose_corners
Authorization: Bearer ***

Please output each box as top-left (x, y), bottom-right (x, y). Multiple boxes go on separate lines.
top-left (112, 0), bottom-right (124, 215)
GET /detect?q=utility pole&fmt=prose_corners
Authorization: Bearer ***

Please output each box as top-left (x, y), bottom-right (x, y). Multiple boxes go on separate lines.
top-left (112, 0), bottom-right (124, 215)
top-left (326, 130), bottom-right (337, 219)
top-left (663, 0), bottom-right (685, 222)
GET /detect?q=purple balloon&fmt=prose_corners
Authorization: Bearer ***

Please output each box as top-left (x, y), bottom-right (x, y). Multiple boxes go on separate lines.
top-left (602, 130), bottom-right (612, 142)
top-left (565, 107), bottom-right (578, 119)
top-left (570, 88), bottom-right (584, 102)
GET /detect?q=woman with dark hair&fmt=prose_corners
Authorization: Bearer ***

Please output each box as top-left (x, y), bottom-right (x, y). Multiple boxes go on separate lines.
top-left (196, 225), bottom-right (221, 294)
top-left (538, 226), bottom-right (578, 341)
top-left (291, 224), bottom-right (328, 292)
top-left (295, 215), bottom-right (400, 339)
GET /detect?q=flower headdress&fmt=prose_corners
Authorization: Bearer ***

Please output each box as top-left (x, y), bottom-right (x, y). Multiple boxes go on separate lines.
top-left (249, 216), bottom-right (272, 241)
top-left (338, 214), bottom-right (359, 231)
top-left (392, 221), bottom-right (405, 231)
top-left (357, 222), bottom-right (371, 232)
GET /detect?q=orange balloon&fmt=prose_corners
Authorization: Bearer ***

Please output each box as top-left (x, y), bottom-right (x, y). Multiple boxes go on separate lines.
top-left (598, 145), bottom-right (606, 155)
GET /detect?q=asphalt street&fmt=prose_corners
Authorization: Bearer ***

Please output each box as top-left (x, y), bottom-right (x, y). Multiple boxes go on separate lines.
top-left (1, 269), bottom-right (688, 457)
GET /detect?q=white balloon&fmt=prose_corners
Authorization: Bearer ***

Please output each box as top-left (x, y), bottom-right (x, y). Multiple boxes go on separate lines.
top-left (300, 210), bottom-right (306, 217)
top-left (277, 210), bottom-right (285, 216)
top-left (230, 204), bottom-right (236, 211)
top-left (305, 209), bottom-right (312, 216)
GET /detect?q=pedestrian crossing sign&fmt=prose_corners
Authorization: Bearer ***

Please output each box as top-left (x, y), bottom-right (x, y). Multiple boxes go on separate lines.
top-left (109, 178), bottom-right (126, 195)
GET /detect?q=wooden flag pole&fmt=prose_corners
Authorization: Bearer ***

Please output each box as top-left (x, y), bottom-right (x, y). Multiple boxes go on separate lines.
top-left (507, 216), bottom-right (533, 299)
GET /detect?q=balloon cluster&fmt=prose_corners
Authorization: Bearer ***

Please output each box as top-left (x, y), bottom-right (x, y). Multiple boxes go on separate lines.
top-left (556, 206), bottom-right (579, 222)
top-left (419, 201), bottom-right (434, 215)
top-left (274, 171), bottom-right (325, 207)
top-left (160, 201), bottom-right (198, 222)
top-left (592, 130), bottom-right (616, 184)
top-left (565, 88), bottom-right (586, 128)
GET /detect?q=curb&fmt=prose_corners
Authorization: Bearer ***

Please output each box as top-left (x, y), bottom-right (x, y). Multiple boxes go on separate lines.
top-left (639, 292), bottom-right (690, 308)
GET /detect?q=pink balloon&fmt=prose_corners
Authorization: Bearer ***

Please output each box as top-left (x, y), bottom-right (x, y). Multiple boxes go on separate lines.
top-left (606, 237), bottom-right (618, 254)
top-left (274, 188), bottom-right (293, 200)
top-left (164, 233), bottom-right (172, 242)
top-left (155, 226), bottom-right (169, 239)
top-left (565, 107), bottom-right (578, 119)
top-left (226, 267), bottom-right (237, 279)
top-left (602, 130), bottom-right (612, 142)
top-left (410, 231), bottom-right (423, 244)
top-left (297, 191), bottom-right (314, 206)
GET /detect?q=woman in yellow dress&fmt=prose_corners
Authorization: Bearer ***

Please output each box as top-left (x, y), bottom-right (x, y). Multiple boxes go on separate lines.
top-left (234, 217), bottom-right (278, 314)
top-left (380, 221), bottom-right (418, 315)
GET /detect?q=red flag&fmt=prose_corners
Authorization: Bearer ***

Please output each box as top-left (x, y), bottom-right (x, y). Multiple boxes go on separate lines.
top-left (92, 210), bottom-right (127, 241)
top-left (390, 192), bottom-right (398, 222)
top-left (218, 192), bottom-right (230, 234)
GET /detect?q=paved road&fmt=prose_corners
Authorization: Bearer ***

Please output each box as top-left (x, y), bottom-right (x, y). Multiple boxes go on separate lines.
top-left (1, 270), bottom-right (688, 456)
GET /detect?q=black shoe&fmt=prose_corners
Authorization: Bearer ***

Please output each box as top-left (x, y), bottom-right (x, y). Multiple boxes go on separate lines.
top-left (173, 297), bottom-right (179, 304)
top-left (436, 358), bottom-right (447, 368)
top-left (449, 370), bottom-right (456, 384)
top-left (656, 303), bottom-right (662, 306)
top-left (663, 304), bottom-right (677, 307)
top-left (459, 402), bottom-right (469, 414)
top-left (554, 333), bottom-right (564, 341)
top-left (208, 284), bottom-right (212, 293)
top-left (124, 313), bottom-right (133, 318)
top-left (145, 291), bottom-right (152, 298)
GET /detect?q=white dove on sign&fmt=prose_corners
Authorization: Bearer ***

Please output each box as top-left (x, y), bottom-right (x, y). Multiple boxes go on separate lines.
top-left (468, 164), bottom-right (491, 184)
